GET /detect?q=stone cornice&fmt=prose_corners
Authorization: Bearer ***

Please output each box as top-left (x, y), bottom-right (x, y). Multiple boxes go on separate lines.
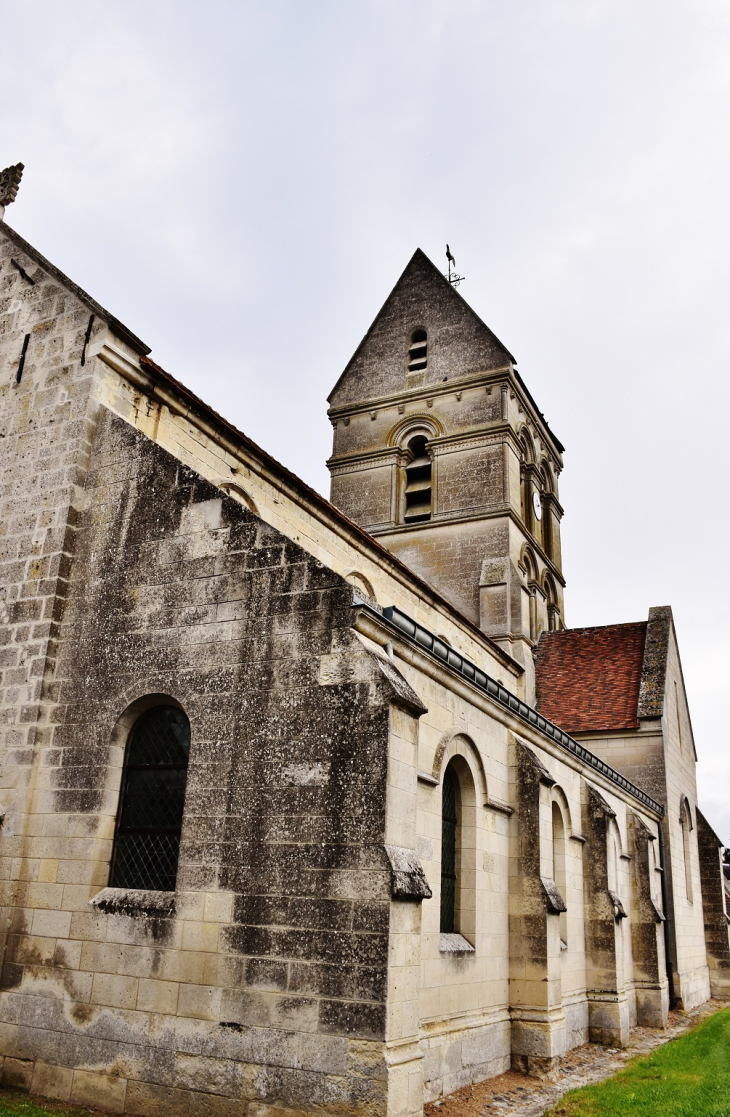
top-left (327, 365), bottom-right (512, 420)
top-left (327, 422), bottom-right (517, 471)
top-left (372, 508), bottom-right (567, 588)
top-left (327, 447), bottom-right (405, 475)
top-left (328, 364), bottom-right (564, 467)
top-left (353, 602), bottom-right (663, 817)
top-left (427, 424), bottom-right (513, 455)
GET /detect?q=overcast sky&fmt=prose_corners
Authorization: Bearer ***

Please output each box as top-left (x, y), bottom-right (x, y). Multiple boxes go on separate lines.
top-left (3, 0), bottom-right (728, 839)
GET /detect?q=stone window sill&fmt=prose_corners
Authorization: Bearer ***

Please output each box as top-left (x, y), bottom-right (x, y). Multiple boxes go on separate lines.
top-left (88, 887), bottom-right (176, 918)
top-left (439, 932), bottom-right (474, 954)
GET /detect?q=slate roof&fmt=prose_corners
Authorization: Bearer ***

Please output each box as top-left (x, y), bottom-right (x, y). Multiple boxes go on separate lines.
top-left (535, 622), bottom-right (648, 734)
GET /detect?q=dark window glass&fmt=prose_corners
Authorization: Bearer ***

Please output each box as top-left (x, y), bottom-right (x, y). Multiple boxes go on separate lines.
top-left (441, 768), bottom-right (457, 933)
top-left (110, 706), bottom-right (190, 892)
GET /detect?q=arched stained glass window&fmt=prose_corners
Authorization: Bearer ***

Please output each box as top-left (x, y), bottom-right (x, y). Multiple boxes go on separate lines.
top-left (110, 705), bottom-right (190, 892)
top-left (440, 768), bottom-right (458, 933)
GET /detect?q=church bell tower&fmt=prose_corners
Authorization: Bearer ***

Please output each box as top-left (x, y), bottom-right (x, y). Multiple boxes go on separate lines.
top-left (327, 249), bottom-right (566, 675)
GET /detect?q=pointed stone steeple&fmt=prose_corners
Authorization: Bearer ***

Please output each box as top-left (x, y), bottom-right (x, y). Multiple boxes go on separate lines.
top-left (327, 248), bottom-right (566, 686)
top-left (329, 248), bottom-right (515, 409)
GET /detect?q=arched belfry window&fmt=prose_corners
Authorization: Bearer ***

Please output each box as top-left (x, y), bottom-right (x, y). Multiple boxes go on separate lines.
top-left (407, 329), bottom-right (428, 373)
top-left (440, 767), bottom-right (458, 933)
top-left (110, 705), bottom-right (190, 892)
top-left (404, 435), bottom-right (432, 523)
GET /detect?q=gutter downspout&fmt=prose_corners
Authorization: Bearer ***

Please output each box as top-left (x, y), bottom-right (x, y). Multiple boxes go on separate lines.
top-left (657, 823), bottom-right (675, 1007)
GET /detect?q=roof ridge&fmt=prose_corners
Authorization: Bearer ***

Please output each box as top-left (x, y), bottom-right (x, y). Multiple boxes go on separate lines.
top-left (542, 619), bottom-right (648, 637)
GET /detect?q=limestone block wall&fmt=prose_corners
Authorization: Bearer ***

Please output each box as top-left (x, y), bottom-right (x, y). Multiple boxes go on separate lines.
top-left (0, 235), bottom-right (124, 1030)
top-left (379, 642), bottom-right (665, 1099)
top-left (0, 409), bottom-right (422, 1116)
top-left (93, 345), bottom-right (521, 701)
top-left (696, 810), bottom-right (730, 998)
top-left (574, 613), bottom-right (710, 1012)
top-left (658, 629), bottom-right (709, 1009)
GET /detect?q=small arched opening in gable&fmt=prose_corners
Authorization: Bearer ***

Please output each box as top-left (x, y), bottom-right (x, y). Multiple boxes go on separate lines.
top-left (407, 328), bottom-right (428, 374)
top-left (345, 571), bottom-right (377, 602)
top-left (219, 482), bottom-right (259, 517)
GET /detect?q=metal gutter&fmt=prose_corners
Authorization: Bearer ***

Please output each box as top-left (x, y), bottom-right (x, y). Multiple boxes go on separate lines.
top-left (378, 603), bottom-right (664, 817)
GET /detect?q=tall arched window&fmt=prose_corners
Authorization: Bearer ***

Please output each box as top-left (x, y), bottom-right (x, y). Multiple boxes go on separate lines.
top-left (680, 798), bottom-right (694, 903)
top-left (552, 801), bottom-right (568, 948)
top-left (404, 435), bottom-right (432, 523)
top-left (407, 329), bottom-right (428, 373)
top-left (110, 705), bottom-right (191, 892)
top-left (440, 767), bottom-right (458, 933)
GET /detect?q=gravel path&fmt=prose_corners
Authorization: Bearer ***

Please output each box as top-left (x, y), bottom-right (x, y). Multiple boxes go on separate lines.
top-left (425, 999), bottom-right (726, 1117)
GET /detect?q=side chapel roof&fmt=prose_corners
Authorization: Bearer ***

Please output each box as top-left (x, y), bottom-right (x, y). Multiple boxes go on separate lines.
top-left (535, 621), bottom-right (648, 734)
top-left (534, 606), bottom-right (689, 743)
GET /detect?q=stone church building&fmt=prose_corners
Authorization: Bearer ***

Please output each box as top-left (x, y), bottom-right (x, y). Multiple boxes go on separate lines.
top-left (0, 197), bottom-right (728, 1116)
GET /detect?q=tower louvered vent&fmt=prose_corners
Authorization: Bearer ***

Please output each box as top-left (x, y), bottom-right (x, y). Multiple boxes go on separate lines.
top-left (407, 329), bottom-right (428, 373)
top-left (404, 436), bottom-right (432, 523)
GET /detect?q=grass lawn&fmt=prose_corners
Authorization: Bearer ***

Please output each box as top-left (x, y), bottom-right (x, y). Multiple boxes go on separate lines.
top-left (547, 1005), bottom-right (730, 1117)
top-left (0, 1087), bottom-right (112, 1117)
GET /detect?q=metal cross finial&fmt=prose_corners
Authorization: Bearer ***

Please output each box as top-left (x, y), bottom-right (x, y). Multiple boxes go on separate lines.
top-left (445, 243), bottom-right (465, 287)
top-left (0, 163), bottom-right (24, 221)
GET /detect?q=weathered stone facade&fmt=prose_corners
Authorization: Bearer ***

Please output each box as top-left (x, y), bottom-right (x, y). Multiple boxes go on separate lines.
top-left (0, 221), bottom-right (726, 1116)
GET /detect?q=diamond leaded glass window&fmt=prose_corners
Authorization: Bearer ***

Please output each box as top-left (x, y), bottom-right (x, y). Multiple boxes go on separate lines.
top-left (440, 767), bottom-right (457, 933)
top-left (109, 706), bottom-right (190, 892)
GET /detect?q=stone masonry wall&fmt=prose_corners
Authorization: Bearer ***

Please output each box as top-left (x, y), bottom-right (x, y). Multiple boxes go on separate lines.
top-left (0, 409), bottom-right (408, 1116)
top-left (0, 232), bottom-right (112, 1021)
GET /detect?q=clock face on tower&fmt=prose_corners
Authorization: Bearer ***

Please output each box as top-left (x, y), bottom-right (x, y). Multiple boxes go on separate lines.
top-left (532, 491), bottom-right (542, 521)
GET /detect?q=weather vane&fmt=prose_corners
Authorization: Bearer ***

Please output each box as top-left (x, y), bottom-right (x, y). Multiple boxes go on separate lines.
top-left (445, 244), bottom-right (464, 287)
top-left (0, 163), bottom-right (24, 222)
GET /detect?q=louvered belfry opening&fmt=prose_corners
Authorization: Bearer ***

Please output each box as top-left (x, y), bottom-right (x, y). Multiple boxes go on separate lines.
top-left (404, 435), bottom-right (432, 523)
top-left (407, 328), bottom-right (428, 372)
top-left (110, 705), bottom-right (190, 892)
top-left (440, 767), bottom-right (458, 933)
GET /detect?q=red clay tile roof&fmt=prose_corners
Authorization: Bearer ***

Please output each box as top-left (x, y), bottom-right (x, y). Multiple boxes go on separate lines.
top-left (535, 622), bottom-right (648, 734)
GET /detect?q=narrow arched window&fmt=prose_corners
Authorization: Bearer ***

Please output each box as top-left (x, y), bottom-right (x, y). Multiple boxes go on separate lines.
top-left (552, 801), bottom-right (568, 948)
top-left (407, 329), bottom-right (428, 373)
top-left (440, 768), bottom-right (458, 933)
top-left (680, 799), bottom-right (694, 903)
top-left (540, 465), bottom-right (552, 557)
top-left (110, 705), bottom-right (190, 892)
top-left (404, 435), bottom-right (432, 523)
top-left (545, 575), bottom-right (559, 633)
